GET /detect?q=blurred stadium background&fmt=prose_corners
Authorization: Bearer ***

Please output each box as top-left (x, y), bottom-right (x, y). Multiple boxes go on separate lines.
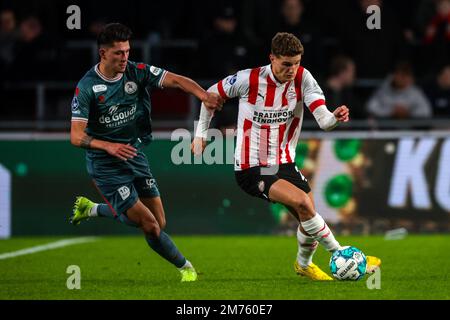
top-left (0, 0), bottom-right (450, 239)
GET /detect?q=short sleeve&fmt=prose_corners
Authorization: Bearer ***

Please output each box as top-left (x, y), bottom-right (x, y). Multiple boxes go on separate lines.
top-left (71, 85), bottom-right (92, 122)
top-left (302, 68), bottom-right (326, 112)
top-left (209, 71), bottom-right (248, 99)
top-left (141, 64), bottom-right (168, 89)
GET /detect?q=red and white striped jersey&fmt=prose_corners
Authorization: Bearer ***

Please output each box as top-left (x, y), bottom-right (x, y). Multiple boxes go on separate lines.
top-left (208, 64), bottom-right (327, 171)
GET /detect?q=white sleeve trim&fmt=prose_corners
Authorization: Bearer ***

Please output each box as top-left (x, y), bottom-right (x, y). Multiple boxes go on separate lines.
top-left (312, 105), bottom-right (338, 131)
top-left (71, 117), bottom-right (88, 122)
top-left (158, 70), bottom-right (168, 89)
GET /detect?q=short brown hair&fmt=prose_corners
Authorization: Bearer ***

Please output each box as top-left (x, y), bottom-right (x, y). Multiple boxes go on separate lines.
top-left (271, 32), bottom-right (304, 57)
top-left (97, 23), bottom-right (133, 47)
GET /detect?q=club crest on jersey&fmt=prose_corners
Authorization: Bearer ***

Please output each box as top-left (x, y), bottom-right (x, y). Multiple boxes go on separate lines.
top-left (287, 87), bottom-right (297, 99)
top-left (71, 96), bottom-right (79, 112)
top-left (149, 66), bottom-right (162, 76)
top-left (125, 81), bottom-right (137, 94)
top-left (92, 84), bottom-right (107, 93)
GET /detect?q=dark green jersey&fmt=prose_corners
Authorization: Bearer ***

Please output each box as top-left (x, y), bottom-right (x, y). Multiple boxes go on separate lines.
top-left (71, 61), bottom-right (166, 153)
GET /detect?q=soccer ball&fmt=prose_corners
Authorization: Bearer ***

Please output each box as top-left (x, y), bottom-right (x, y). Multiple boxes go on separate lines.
top-left (329, 246), bottom-right (367, 280)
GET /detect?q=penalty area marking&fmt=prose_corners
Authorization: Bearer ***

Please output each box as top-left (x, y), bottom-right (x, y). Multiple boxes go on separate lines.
top-left (0, 237), bottom-right (98, 260)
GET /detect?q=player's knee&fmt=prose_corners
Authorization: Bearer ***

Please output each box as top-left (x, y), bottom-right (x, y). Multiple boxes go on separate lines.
top-left (141, 217), bottom-right (160, 237)
top-left (159, 217), bottom-right (166, 230)
top-left (292, 197), bottom-right (314, 219)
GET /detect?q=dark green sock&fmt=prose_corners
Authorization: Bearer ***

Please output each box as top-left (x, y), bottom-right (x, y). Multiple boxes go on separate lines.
top-left (145, 231), bottom-right (186, 268)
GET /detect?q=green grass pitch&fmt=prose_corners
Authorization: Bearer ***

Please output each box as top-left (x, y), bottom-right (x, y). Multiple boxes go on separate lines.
top-left (0, 235), bottom-right (449, 299)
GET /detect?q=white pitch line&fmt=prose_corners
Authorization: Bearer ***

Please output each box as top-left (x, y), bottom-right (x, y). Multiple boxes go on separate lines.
top-left (0, 237), bottom-right (98, 260)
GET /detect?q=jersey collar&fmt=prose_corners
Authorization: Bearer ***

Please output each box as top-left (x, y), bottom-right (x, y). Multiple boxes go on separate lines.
top-left (95, 64), bottom-right (124, 83)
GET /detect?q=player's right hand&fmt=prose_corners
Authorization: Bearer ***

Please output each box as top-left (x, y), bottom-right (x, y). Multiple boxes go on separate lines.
top-left (191, 137), bottom-right (206, 155)
top-left (105, 142), bottom-right (138, 161)
top-left (203, 92), bottom-right (224, 111)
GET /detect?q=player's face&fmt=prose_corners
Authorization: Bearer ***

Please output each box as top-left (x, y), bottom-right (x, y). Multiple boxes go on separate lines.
top-left (100, 41), bottom-right (130, 74)
top-left (270, 54), bottom-right (301, 83)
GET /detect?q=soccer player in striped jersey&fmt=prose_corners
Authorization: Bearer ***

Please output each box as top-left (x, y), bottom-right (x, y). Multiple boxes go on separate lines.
top-left (69, 23), bottom-right (223, 282)
top-left (192, 32), bottom-right (381, 280)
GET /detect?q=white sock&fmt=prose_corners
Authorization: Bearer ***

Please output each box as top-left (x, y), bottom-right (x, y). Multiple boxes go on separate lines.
top-left (178, 260), bottom-right (193, 270)
top-left (89, 204), bottom-right (98, 217)
top-left (301, 213), bottom-right (341, 252)
top-left (296, 226), bottom-right (318, 268)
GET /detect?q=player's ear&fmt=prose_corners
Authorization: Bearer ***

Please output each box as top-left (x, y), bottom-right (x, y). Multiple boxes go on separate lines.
top-left (98, 47), bottom-right (107, 60)
top-left (269, 54), bottom-right (275, 63)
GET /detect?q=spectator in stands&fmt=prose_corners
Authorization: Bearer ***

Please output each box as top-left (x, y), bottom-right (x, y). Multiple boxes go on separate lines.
top-left (322, 56), bottom-right (365, 119)
top-left (366, 62), bottom-right (432, 119)
top-left (424, 64), bottom-right (450, 117)
top-left (421, 0), bottom-right (450, 74)
top-left (275, 0), bottom-right (319, 73)
top-left (10, 15), bottom-right (58, 81)
top-left (197, 4), bottom-right (250, 78)
top-left (197, 4), bottom-right (250, 133)
top-left (0, 9), bottom-right (18, 77)
top-left (339, 0), bottom-right (407, 78)
top-left (276, 0), bottom-right (314, 42)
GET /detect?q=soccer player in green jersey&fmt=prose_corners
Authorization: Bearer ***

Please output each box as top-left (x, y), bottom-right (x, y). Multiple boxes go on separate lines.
top-left (69, 23), bottom-right (223, 282)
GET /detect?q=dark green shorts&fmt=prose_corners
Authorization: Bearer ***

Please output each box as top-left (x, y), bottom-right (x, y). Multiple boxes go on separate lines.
top-left (86, 151), bottom-right (160, 216)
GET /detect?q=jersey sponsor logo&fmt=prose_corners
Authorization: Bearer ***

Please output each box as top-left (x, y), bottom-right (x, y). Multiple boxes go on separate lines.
top-left (71, 96), bottom-right (79, 112)
top-left (227, 74), bottom-right (237, 86)
top-left (124, 81), bottom-right (137, 94)
top-left (118, 186), bottom-right (130, 200)
top-left (92, 84), bottom-right (107, 93)
top-left (108, 105), bottom-right (119, 115)
top-left (99, 104), bottom-right (137, 128)
top-left (252, 110), bottom-right (294, 124)
top-left (149, 66), bottom-right (162, 76)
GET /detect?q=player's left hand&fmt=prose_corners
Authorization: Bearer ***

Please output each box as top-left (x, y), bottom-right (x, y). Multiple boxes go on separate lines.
top-left (203, 92), bottom-right (224, 111)
top-left (333, 105), bottom-right (350, 122)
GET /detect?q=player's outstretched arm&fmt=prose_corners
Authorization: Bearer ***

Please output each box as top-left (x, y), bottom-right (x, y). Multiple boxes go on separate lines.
top-left (161, 72), bottom-right (224, 110)
top-left (190, 71), bottom-right (243, 155)
top-left (70, 121), bottom-right (137, 161)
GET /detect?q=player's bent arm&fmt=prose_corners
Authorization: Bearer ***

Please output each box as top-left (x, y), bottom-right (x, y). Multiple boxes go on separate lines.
top-left (312, 105), bottom-right (339, 131)
top-left (312, 105), bottom-right (350, 131)
top-left (70, 120), bottom-right (137, 161)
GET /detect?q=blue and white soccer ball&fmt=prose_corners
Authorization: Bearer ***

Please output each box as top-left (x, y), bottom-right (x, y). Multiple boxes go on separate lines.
top-left (329, 246), bottom-right (367, 281)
